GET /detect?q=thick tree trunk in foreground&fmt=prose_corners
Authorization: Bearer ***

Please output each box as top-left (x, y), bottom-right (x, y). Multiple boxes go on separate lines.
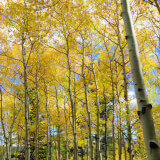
top-left (22, 32), bottom-right (30, 160)
top-left (121, 0), bottom-right (160, 159)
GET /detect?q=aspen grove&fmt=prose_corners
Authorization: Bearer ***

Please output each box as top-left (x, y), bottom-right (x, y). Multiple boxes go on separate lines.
top-left (0, 0), bottom-right (160, 160)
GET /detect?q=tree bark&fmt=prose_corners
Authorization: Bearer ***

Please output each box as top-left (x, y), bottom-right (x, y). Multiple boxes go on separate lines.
top-left (63, 93), bottom-right (69, 160)
top-left (117, 22), bottom-right (132, 159)
top-left (55, 88), bottom-right (61, 160)
top-left (104, 42), bottom-right (116, 160)
top-left (0, 88), bottom-right (9, 160)
top-left (66, 36), bottom-right (78, 160)
top-left (35, 68), bottom-right (39, 160)
top-left (121, 0), bottom-right (160, 159)
top-left (81, 38), bottom-right (94, 160)
top-left (73, 72), bottom-right (78, 160)
top-left (115, 61), bottom-right (122, 160)
top-left (91, 54), bottom-right (101, 160)
top-left (22, 32), bottom-right (30, 160)
top-left (44, 79), bottom-right (51, 160)
top-left (110, 62), bottom-right (115, 160)
top-left (123, 133), bottom-right (127, 160)
top-left (103, 86), bottom-right (108, 160)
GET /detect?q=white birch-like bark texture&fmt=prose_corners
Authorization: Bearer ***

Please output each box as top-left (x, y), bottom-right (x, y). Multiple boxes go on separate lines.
top-left (121, 0), bottom-right (160, 159)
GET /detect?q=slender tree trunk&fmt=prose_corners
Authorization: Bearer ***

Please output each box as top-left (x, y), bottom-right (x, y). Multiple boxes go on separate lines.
top-left (8, 134), bottom-right (12, 160)
top-left (73, 73), bottom-right (78, 159)
top-left (22, 32), bottom-right (30, 160)
top-left (91, 54), bottom-right (101, 160)
top-left (121, 0), bottom-right (160, 159)
top-left (5, 138), bottom-right (9, 160)
top-left (44, 79), bottom-right (51, 160)
top-left (123, 133), bottom-right (127, 160)
top-left (66, 37), bottom-right (78, 160)
top-left (63, 94), bottom-right (69, 160)
top-left (103, 86), bottom-right (108, 160)
top-left (53, 126), bottom-right (57, 160)
top-left (1, 141), bottom-right (5, 160)
top-left (104, 41), bottom-right (116, 160)
top-left (81, 38), bottom-right (94, 160)
top-left (35, 68), bottom-right (39, 160)
top-left (16, 129), bottom-right (20, 159)
top-left (87, 136), bottom-right (89, 160)
top-left (2, 144), bottom-right (5, 160)
top-left (55, 88), bottom-right (61, 160)
top-left (49, 126), bottom-right (52, 160)
top-left (109, 57), bottom-right (115, 160)
top-left (116, 15), bottom-right (132, 160)
top-left (115, 61), bottom-right (122, 160)
top-left (122, 49), bottom-right (132, 160)
top-left (110, 63), bottom-right (115, 160)
top-left (0, 89), bottom-right (9, 160)
top-left (8, 95), bottom-right (17, 160)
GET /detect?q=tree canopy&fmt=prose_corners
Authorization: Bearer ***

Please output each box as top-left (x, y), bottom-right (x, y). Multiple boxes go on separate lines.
top-left (0, 0), bottom-right (159, 160)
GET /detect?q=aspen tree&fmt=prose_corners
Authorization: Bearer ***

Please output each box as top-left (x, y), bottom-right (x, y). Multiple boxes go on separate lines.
top-left (116, 15), bottom-right (132, 160)
top-left (8, 95), bottom-right (21, 160)
top-left (104, 41), bottom-right (116, 160)
top-left (55, 87), bottom-right (61, 160)
top-left (44, 79), bottom-right (51, 160)
top-left (22, 32), bottom-right (30, 160)
top-left (81, 37), bottom-right (94, 160)
top-left (66, 36), bottom-right (78, 160)
top-left (123, 133), bottom-right (127, 160)
top-left (91, 54), bottom-right (101, 160)
top-left (63, 93), bottom-right (69, 160)
top-left (115, 60), bottom-right (122, 160)
top-left (121, 0), bottom-right (160, 159)
top-left (35, 66), bottom-right (39, 160)
top-left (0, 88), bottom-right (9, 160)
top-left (103, 86), bottom-right (108, 160)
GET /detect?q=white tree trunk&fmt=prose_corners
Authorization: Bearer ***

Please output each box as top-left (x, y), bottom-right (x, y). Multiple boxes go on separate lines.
top-left (66, 37), bottom-right (78, 160)
top-left (55, 88), bottom-right (61, 160)
top-left (63, 93), bottom-right (69, 160)
top-left (44, 79), bottom-right (51, 160)
top-left (22, 32), bottom-right (30, 160)
top-left (121, 0), bottom-right (160, 159)
top-left (91, 55), bottom-right (101, 160)
top-left (82, 38), bottom-right (94, 160)
top-left (35, 68), bottom-right (39, 160)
